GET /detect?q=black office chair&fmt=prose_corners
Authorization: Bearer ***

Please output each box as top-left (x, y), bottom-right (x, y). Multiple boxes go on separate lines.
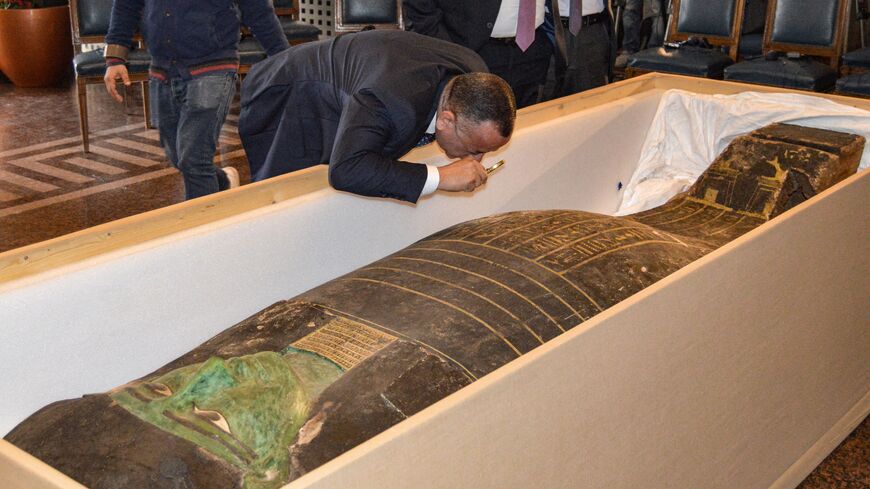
top-left (724, 0), bottom-right (850, 92)
top-left (70, 0), bottom-right (152, 153)
top-left (626, 0), bottom-right (746, 79)
top-left (334, 0), bottom-right (403, 33)
top-left (237, 37), bottom-right (269, 78)
top-left (836, 70), bottom-right (870, 96)
top-left (841, 46), bottom-right (870, 73)
top-left (738, 0), bottom-right (768, 59)
top-left (273, 0), bottom-right (321, 43)
top-left (835, 44), bottom-right (870, 97)
top-left (238, 0), bottom-right (319, 77)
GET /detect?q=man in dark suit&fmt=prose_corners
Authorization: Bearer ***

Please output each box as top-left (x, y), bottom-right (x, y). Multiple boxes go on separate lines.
top-left (403, 0), bottom-right (552, 108)
top-left (546, 0), bottom-right (615, 98)
top-left (238, 30), bottom-right (516, 203)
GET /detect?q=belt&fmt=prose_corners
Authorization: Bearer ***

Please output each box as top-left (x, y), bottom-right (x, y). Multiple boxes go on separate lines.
top-left (490, 25), bottom-right (545, 43)
top-left (559, 11), bottom-right (607, 29)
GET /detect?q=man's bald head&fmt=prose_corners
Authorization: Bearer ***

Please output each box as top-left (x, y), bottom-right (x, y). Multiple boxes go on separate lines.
top-left (434, 73), bottom-right (516, 160)
top-left (441, 73), bottom-right (516, 139)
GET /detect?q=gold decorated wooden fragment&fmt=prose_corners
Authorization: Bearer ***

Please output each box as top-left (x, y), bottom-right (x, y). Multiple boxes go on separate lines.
top-left (291, 317), bottom-right (397, 370)
top-left (632, 123), bottom-right (864, 245)
top-left (6, 124), bottom-right (863, 489)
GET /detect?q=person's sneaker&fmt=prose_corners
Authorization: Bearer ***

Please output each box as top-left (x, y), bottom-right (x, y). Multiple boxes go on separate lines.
top-left (223, 166), bottom-right (240, 189)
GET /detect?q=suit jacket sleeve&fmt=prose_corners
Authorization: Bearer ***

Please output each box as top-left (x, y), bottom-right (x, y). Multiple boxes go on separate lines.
top-left (329, 91), bottom-right (429, 203)
top-left (105, 0), bottom-right (145, 51)
top-left (403, 0), bottom-right (454, 43)
top-left (239, 0), bottom-right (291, 55)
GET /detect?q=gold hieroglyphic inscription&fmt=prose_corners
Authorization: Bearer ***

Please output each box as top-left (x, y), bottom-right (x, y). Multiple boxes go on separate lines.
top-left (536, 226), bottom-right (678, 272)
top-left (517, 217), bottom-right (615, 258)
top-left (292, 317), bottom-right (397, 370)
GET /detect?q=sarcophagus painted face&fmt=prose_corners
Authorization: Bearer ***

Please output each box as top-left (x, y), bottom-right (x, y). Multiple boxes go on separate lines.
top-left (6, 124), bottom-right (863, 488)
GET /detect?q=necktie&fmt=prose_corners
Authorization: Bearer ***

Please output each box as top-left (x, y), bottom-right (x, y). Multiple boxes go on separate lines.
top-left (415, 132), bottom-right (436, 148)
top-left (569, 0), bottom-right (583, 35)
top-left (516, 0), bottom-right (535, 52)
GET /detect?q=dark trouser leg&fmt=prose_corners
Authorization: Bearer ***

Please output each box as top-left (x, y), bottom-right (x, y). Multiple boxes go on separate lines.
top-left (553, 21), bottom-right (611, 98)
top-left (174, 73), bottom-right (237, 200)
top-left (622, 0), bottom-right (643, 53)
top-left (648, 0), bottom-right (666, 48)
top-left (477, 28), bottom-right (553, 108)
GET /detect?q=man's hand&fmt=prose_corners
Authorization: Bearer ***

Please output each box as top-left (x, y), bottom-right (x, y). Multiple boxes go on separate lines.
top-left (437, 156), bottom-right (488, 192)
top-left (104, 64), bottom-right (131, 103)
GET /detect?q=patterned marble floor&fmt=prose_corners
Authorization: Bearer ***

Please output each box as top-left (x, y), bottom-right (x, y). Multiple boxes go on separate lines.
top-left (798, 416), bottom-right (869, 488)
top-left (0, 80), bottom-right (249, 252)
top-left (0, 76), bottom-right (866, 486)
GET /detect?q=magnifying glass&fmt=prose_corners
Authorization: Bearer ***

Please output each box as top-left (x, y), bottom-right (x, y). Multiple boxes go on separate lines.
top-left (486, 159), bottom-right (506, 175)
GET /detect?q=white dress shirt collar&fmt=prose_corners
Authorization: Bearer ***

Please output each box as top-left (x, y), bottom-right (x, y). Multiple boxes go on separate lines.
top-left (490, 0), bottom-right (546, 38)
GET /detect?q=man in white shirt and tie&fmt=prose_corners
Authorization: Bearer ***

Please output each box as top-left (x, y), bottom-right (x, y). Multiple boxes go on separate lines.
top-left (404, 0), bottom-right (554, 108)
top-left (548, 0), bottom-right (614, 97)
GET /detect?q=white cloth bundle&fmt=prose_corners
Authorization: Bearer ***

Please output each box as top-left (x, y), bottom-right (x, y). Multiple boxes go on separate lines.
top-left (617, 89), bottom-right (870, 215)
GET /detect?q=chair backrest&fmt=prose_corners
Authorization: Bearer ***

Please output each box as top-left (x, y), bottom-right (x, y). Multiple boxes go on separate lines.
top-left (68, 0), bottom-right (113, 48)
top-left (273, 0), bottom-right (299, 19)
top-left (742, 0), bottom-right (767, 35)
top-left (667, 0), bottom-right (746, 60)
top-left (762, 0), bottom-right (850, 67)
top-left (334, 0), bottom-right (403, 32)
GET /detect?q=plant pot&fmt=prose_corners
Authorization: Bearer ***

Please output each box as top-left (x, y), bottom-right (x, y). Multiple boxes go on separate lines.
top-left (0, 5), bottom-right (73, 87)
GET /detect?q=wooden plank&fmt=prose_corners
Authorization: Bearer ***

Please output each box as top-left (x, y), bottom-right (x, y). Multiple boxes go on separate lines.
top-left (7, 159), bottom-right (93, 184)
top-left (649, 73), bottom-right (870, 110)
top-left (0, 168), bottom-right (327, 284)
top-left (0, 170), bottom-right (58, 193)
top-left (0, 189), bottom-right (22, 202)
top-left (104, 138), bottom-right (167, 157)
top-left (89, 146), bottom-right (162, 167)
top-left (0, 441), bottom-right (86, 489)
top-left (64, 157), bottom-right (128, 175)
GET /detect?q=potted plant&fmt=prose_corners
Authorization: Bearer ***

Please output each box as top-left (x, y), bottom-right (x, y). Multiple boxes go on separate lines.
top-left (0, 0), bottom-right (72, 87)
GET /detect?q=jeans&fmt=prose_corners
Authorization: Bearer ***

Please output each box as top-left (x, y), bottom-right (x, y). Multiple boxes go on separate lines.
top-left (150, 73), bottom-right (237, 200)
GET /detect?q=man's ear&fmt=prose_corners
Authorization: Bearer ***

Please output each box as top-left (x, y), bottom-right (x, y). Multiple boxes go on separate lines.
top-left (436, 110), bottom-right (456, 132)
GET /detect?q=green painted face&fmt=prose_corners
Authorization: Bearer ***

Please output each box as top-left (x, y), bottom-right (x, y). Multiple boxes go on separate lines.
top-left (111, 348), bottom-right (343, 489)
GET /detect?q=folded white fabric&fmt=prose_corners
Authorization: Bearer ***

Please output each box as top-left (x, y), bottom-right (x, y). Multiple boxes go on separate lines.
top-left (617, 89), bottom-right (870, 215)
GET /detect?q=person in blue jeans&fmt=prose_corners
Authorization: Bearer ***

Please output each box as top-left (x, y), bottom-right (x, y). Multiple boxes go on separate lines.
top-left (102, 0), bottom-right (289, 200)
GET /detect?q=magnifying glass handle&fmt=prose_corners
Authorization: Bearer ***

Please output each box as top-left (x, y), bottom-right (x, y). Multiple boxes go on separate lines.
top-left (486, 160), bottom-right (506, 175)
